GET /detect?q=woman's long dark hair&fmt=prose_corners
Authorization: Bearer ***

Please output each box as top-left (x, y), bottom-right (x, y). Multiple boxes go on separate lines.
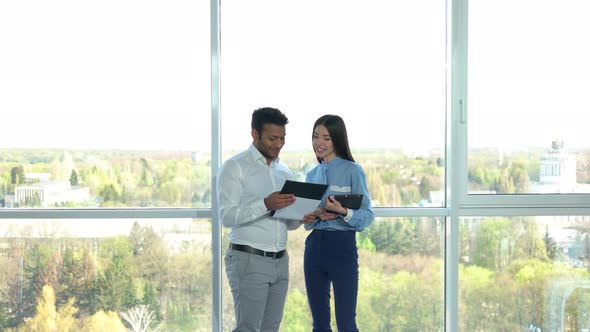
top-left (313, 114), bottom-right (355, 163)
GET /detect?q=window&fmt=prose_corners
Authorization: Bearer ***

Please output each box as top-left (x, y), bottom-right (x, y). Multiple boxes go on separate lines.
top-left (2, 1), bottom-right (590, 331)
top-left (222, 217), bottom-right (444, 331)
top-left (0, 218), bottom-right (212, 330)
top-left (220, 0), bottom-right (447, 207)
top-left (467, 0), bottom-right (590, 195)
top-left (0, 0), bottom-right (211, 208)
top-left (460, 215), bottom-right (590, 331)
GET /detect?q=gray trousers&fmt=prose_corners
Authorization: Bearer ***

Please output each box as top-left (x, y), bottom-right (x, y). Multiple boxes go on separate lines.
top-left (225, 248), bottom-right (289, 332)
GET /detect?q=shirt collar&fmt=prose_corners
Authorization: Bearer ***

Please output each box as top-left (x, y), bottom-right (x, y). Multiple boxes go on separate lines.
top-left (248, 143), bottom-right (280, 166)
top-left (320, 156), bottom-right (345, 170)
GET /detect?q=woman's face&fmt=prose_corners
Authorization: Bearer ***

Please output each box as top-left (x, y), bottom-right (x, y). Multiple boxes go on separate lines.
top-left (312, 124), bottom-right (337, 162)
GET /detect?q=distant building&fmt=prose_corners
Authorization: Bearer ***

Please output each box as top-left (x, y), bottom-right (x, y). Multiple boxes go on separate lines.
top-left (14, 174), bottom-right (90, 207)
top-left (532, 140), bottom-right (590, 193)
top-left (25, 172), bottom-right (51, 182)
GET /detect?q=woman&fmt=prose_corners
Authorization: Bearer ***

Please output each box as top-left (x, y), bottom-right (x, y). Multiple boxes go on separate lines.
top-left (302, 114), bottom-right (374, 332)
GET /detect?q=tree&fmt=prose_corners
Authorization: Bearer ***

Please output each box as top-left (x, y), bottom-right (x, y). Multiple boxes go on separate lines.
top-left (142, 283), bottom-right (161, 321)
top-left (58, 245), bottom-right (97, 314)
top-left (97, 254), bottom-right (137, 313)
top-left (69, 169), bottom-right (79, 185)
top-left (99, 184), bottom-right (121, 203)
top-left (120, 305), bottom-right (163, 332)
top-left (473, 218), bottom-right (512, 270)
top-left (10, 165), bottom-right (25, 185)
top-left (568, 218), bottom-right (590, 271)
top-left (513, 219), bottom-right (548, 262)
top-left (363, 218), bottom-right (416, 255)
top-left (96, 237), bottom-right (137, 312)
top-left (511, 166), bottom-right (530, 193)
top-left (129, 223), bottom-right (169, 286)
top-left (80, 310), bottom-right (127, 332)
top-left (543, 225), bottom-right (558, 260)
top-left (21, 243), bottom-right (54, 321)
top-left (418, 176), bottom-right (433, 200)
top-left (139, 158), bottom-right (154, 186)
top-left (493, 169), bottom-right (515, 194)
top-left (0, 303), bottom-right (9, 330)
top-left (19, 285), bottom-right (78, 332)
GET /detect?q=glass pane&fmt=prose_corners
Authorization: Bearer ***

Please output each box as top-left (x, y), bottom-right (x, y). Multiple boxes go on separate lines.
top-left (220, 0), bottom-right (446, 207)
top-left (460, 216), bottom-right (590, 331)
top-left (468, 0), bottom-right (590, 194)
top-left (0, 218), bottom-right (212, 331)
top-left (222, 217), bottom-right (444, 331)
top-left (0, 1), bottom-right (211, 208)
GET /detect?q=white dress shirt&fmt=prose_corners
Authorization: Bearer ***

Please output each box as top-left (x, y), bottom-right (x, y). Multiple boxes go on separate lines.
top-left (217, 144), bottom-right (301, 252)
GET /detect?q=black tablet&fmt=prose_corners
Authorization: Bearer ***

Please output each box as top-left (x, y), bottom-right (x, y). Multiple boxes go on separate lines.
top-left (333, 194), bottom-right (363, 209)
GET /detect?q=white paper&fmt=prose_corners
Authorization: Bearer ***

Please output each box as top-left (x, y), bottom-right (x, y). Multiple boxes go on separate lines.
top-left (273, 197), bottom-right (320, 221)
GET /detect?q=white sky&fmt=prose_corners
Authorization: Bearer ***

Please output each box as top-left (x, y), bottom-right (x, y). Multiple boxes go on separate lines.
top-left (0, 0), bottom-right (588, 152)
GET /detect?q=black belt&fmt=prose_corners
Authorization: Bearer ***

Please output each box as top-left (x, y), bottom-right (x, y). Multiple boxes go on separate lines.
top-left (230, 243), bottom-right (286, 259)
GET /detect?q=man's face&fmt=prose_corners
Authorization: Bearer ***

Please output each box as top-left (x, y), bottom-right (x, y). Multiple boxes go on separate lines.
top-left (252, 123), bottom-right (286, 163)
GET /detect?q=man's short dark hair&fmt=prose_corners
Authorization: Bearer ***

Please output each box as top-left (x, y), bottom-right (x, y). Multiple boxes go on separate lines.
top-left (251, 107), bottom-right (289, 134)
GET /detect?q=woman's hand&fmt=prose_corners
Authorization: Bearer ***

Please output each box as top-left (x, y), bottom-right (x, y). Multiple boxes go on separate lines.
top-left (317, 208), bottom-right (339, 220)
top-left (303, 209), bottom-right (320, 224)
top-left (323, 196), bottom-right (348, 216)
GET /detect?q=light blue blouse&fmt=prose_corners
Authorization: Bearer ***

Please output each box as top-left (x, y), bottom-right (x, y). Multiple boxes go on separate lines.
top-left (305, 157), bottom-right (374, 232)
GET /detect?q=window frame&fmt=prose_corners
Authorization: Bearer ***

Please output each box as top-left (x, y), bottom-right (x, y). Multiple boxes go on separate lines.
top-left (2, 0), bottom-right (590, 331)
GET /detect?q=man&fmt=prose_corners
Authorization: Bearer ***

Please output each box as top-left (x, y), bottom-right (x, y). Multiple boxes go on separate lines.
top-left (217, 107), bottom-right (301, 332)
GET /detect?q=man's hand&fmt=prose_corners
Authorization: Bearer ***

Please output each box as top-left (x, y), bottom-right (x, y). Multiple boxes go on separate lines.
top-left (264, 192), bottom-right (296, 211)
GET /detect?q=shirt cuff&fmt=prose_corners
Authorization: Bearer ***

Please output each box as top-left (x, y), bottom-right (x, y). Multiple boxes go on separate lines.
top-left (258, 200), bottom-right (269, 216)
top-left (342, 208), bottom-right (354, 222)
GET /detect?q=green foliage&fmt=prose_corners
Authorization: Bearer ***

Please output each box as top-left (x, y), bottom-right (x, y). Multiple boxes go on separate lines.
top-left (21, 243), bottom-right (55, 321)
top-left (10, 165), bottom-right (24, 185)
top-left (80, 310), bottom-right (127, 332)
top-left (69, 169), bottom-right (79, 185)
top-left (96, 237), bottom-right (137, 312)
top-left (19, 285), bottom-right (78, 332)
top-left (400, 186), bottom-right (420, 205)
top-left (166, 304), bottom-right (202, 331)
top-left (58, 246), bottom-right (98, 314)
top-left (473, 217), bottom-right (512, 270)
top-left (356, 232), bottom-right (376, 252)
top-left (359, 263), bottom-right (443, 331)
top-left (3, 149), bottom-right (590, 331)
top-left (142, 283), bottom-right (161, 321)
top-left (363, 218), bottom-right (416, 255)
top-left (20, 192), bottom-right (42, 208)
top-left (513, 219), bottom-right (548, 262)
top-left (96, 254), bottom-right (137, 312)
top-left (99, 183), bottom-right (121, 204)
top-left (0, 303), bottom-right (8, 330)
top-left (418, 175), bottom-right (434, 200)
top-left (282, 289), bottom-right (311, 332)
top-left (544, 229), bottom-right (559, 260)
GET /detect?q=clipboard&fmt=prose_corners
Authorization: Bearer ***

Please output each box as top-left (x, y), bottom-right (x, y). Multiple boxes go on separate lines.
top-left (279, 180), bottom-right (328, 199)
top-left (270, 180), bottom-right (328, 220)
top-left (333, 194), bottom-right (363, 209)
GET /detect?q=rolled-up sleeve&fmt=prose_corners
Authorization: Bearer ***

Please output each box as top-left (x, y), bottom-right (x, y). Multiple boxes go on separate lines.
top-left (343, 165), bottom-right (375, 231)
